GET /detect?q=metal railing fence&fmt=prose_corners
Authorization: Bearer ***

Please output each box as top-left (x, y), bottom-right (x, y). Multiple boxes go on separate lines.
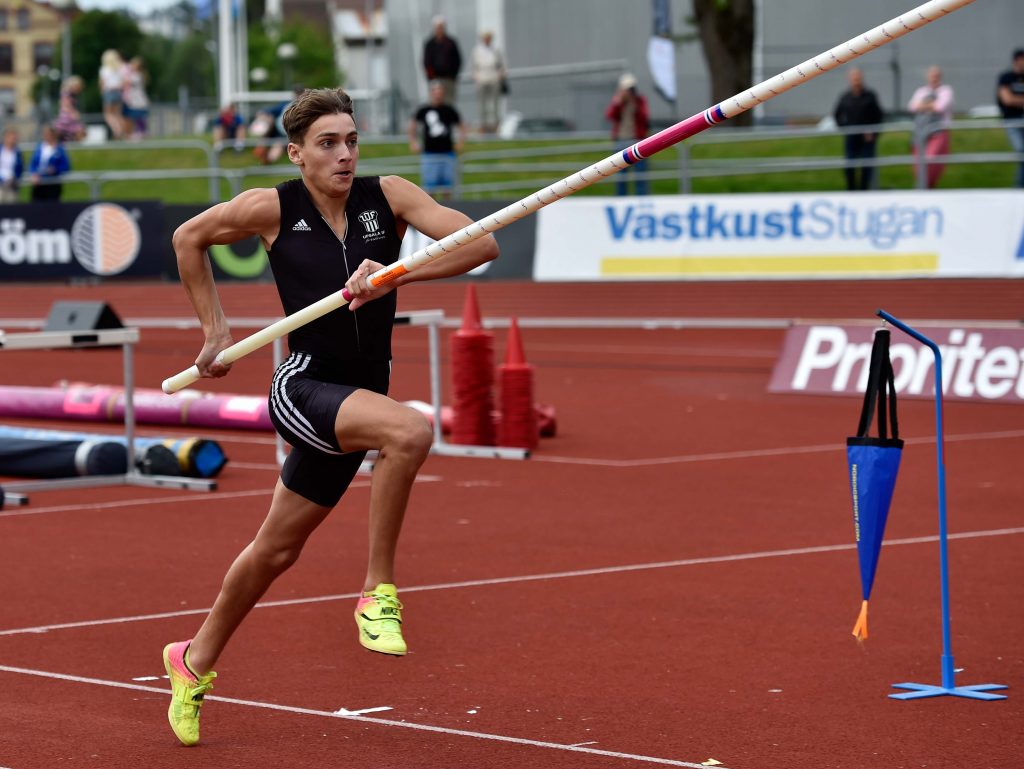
top-left (10, 118), bottom-right (1024, 203)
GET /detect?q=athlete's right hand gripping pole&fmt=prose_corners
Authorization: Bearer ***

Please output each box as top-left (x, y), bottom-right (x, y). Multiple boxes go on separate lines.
top-left (162, 0), bottom-right (975, 394)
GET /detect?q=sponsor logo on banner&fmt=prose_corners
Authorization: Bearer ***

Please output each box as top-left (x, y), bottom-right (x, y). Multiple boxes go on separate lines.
top-left (534, 191), bottom-right (1024, 280)
top-left (769, 324), bottom-right (1024, 403)
top-left (0, 217), bottom-right (70, 265)
top-left (70, 203), bottom-right (141, 276)
top-left (0, 202), bottom-right (156, 279)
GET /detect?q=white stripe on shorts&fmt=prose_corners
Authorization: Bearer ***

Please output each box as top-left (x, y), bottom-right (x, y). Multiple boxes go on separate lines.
top-left (270, 353), bottom-right (342, 455)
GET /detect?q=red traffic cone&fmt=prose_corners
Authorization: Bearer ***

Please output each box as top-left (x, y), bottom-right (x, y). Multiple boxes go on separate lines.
top-left (458, 283), bottom-right (483, 335)
top-left (498, 318), bottom-right (538, 450)
top-left (503, 317), bottom-right (528, 368)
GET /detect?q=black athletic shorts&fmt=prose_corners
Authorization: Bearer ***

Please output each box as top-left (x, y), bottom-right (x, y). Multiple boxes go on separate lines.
top-left (268, 351), bottom-right (390, 507)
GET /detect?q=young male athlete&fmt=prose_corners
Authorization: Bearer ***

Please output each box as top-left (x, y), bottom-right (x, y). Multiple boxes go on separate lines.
top-left (162, 87), bottom-right (498, 746)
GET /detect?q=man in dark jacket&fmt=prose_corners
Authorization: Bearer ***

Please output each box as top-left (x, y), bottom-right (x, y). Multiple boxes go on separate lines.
top-left (996, 49), bottom-right (1024, 187)
top-left (834, 67), bottom-right (884, 191)
top-left (423, 16), bottom-right (462, 105)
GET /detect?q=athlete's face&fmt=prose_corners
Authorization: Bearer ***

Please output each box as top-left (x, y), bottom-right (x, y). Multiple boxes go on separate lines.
top-left (289, 112), bottom-right (359, 196)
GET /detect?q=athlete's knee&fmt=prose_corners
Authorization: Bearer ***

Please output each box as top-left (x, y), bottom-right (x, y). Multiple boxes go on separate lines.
top-left (387, 409), bottom-right (433, 462)
top-left (252, 539), bottom-right (304, 575)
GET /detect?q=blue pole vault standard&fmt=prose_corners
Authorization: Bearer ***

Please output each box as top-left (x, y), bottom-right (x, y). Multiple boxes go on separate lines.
top-left (876, 310), bottom-right (1008, 701)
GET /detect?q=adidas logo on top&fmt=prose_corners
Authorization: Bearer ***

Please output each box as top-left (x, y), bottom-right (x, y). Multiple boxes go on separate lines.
top-left (292, 219), bottom-right (312, 231)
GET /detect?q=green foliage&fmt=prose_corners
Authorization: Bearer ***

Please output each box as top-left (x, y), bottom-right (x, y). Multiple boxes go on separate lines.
top-left (247, 20), bottom-right (342, 92)
top-left (159, 33), bottom-right (218, 101)
top-left (69, 11), bottom-right (145, 112)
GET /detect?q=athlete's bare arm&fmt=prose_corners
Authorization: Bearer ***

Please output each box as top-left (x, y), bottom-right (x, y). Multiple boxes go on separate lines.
top-left (172, 187), bottom-right (281, 377)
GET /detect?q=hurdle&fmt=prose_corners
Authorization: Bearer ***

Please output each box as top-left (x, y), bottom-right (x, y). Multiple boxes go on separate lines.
top-left (0, 327), bottom-right (216, 496)
top-left (267, 309), bottom-right (529, 465)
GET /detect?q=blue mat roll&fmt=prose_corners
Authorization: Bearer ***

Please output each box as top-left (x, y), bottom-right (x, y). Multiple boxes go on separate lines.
top-left (0, 426), bottom-right (227, 478)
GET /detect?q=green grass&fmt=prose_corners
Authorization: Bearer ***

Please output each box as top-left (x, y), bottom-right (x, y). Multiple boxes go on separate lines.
top-left (37, 125), bottom-right (1022, 204)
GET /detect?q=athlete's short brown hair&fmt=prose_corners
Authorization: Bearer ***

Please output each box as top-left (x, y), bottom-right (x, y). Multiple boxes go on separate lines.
top-left (282, 87), bottom-right (355, 143)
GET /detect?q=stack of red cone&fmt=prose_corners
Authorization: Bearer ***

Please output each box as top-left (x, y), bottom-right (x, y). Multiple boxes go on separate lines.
top-left (498, 318), bottom-right (539, 450)
top-left (450, 284), bottom-right (496, 445)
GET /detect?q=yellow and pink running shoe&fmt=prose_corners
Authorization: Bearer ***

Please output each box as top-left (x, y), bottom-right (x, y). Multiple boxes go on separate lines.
top-left (162, 640), bottom-right (217, 746)
top-left (354, 583), bottom-right (407, 656)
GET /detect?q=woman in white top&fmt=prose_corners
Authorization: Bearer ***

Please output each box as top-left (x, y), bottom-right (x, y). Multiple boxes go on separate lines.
top-left (471, 30), bottom-right (505, 133)
top-left (99, 49), bottom-right (127, 139)
top-left (908, 65), bottom-right (954, 188)
top-left (122, 57), bottom-right (150, 139)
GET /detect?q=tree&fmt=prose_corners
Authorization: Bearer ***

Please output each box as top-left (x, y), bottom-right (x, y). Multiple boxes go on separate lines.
top-left (247, 19), bottom-right (341, 92)
top-left (68, 10), bottom-right (145, 112)
top-left (159, 32), bottom-right (218, 102)
top-left (691, 0), bottom-right (755, 127)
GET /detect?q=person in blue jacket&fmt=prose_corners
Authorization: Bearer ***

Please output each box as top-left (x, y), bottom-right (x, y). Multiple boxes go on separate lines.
top-left (29, 124), bottom-right (71, 202)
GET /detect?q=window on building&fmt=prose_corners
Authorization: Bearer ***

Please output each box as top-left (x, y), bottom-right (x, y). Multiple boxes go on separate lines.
top-left (0, 9), bottom-right (8, 32)
top-left (0, 44), bottom-right (13, 75)
top-left (34, 42), bottom-right (55, 72)
top-left (17, 7), bottom-right (29, 30)
top-left (0, 88), bottom-right (14, 118)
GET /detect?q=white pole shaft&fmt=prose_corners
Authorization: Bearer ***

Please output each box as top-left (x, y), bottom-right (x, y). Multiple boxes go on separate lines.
top-left (163, 0), bottom-right (975, 394)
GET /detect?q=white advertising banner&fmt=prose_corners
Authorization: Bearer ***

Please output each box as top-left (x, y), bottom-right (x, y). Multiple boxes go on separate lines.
top-left (534, 190), bottom-right (1024, 280)
top-left (769, 324), bottom-right (1024, 404)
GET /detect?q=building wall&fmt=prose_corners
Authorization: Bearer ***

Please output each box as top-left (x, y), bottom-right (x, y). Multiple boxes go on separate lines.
top-left (0, 0), bottom-right (61, 120)
top-left (383, 0), bottom-right (1024, 133)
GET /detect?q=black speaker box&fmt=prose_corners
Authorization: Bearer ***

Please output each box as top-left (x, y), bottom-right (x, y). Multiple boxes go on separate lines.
top-left (44, 301), bottom-right (123, 331)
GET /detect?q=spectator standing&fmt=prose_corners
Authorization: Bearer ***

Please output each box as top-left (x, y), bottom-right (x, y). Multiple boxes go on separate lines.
top-left (605, 73), bottom-right (650, 196)
top-left (409, 80), bottom-right (464, 200)
top-left (908, 65), bottom-right (954, 189)
top-left (29, 125), bottom-right (71, 202)
top-left (122, 57), bottom-right (150, 140)
top-left (52, 76), bottom-right (86, 143)
top-left (996, 48), bottom-right (1024, 187)
top-left (471, 30), bottom-right (505, 133)
top-left (0, 128), bottom-right (24, 203)
top-left (99, 49), bottom-right (127, 140)
top-left (423, 16), bottom-right (462, 105)
top-left (833, 67), bottom-right (884, 191)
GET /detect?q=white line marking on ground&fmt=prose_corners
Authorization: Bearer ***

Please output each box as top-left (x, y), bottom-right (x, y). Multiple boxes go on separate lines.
top-left (0, 477), bottom-right (442, 519)
top-left (533, 430), bottom-right (1024, 467)
top-left (1, 527), bottom-right (1020, 638)
top-left (334, 706), bottom-right (393, 715)
top-left (0, 665), bottom-right (718, 769)
top-left (0, 488), bottom-right (278, 518)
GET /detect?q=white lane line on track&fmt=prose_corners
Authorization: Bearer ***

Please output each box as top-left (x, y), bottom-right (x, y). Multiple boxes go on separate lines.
top-left (0, 665), bottom-right (718, 769)
top-left (0, 476), bottom-right (442, 518)
top-left (0, 487), bottom-right (277, 518)
top-left (2, 526), bottom-right (1020, 638)
top-left (533, 429), bottom-right (1024, 467)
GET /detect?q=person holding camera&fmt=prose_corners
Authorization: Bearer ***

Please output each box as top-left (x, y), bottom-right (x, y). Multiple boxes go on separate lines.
top-left (605, 73), bottom-right (650, 196)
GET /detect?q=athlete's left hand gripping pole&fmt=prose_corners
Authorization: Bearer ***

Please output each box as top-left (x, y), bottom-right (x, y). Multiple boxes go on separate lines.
top-left (162, 0), bottom-right (975, 394)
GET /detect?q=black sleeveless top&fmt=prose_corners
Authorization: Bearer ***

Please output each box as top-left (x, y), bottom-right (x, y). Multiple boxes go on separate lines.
top-left (269, 177), bottom-right (402, 361)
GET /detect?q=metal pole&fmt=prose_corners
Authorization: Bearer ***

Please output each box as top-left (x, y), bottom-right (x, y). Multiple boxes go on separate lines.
top-left (428, 317), bottom-right (444, 448)
top-left (879, 309), bottom-right (1007, 701)
top-left (61, 15), bottom-right (71, 80)
top-left (123, 340), bottom-right (137, 479)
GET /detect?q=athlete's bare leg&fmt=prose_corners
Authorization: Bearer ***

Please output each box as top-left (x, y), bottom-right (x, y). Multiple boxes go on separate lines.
top-left (333, 389), bottom-right (432, 591)
top-left (186, 481), bottom-right (331, 674)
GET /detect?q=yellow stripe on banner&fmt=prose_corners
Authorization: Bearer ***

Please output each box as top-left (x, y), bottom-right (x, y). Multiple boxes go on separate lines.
top-left (600, 253), bottom-right (939, 276)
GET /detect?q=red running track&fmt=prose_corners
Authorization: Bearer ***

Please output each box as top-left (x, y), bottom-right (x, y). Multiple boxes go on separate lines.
top-left (0, 279), bottom-right (1022, 769)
